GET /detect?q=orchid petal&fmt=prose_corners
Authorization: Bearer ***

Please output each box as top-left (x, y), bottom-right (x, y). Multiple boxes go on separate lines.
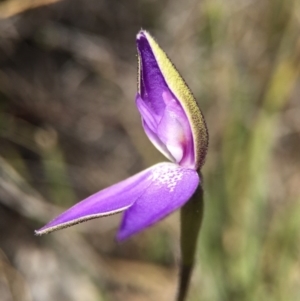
top-left (35, 167), bottom-right (154, 235)
top-left (157, 91), bottom-right (194, 166)
top-left (136, 93), bottom-right (176, 162)
top-left (135, 93), bottom-right (159, 133)
top-left (117, 163), bottom-right (199, 240)
top-left (136, 34), bottom-right (167, 115)
top-left (137, 30), bottom-right (208, 169)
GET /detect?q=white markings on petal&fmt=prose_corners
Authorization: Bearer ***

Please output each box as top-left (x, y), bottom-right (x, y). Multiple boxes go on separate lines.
top-left (151, 163), bottom-right (183, 192)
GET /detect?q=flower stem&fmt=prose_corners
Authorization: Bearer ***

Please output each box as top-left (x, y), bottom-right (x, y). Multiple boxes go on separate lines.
top-left (177, 183), bottom-right (204, 301)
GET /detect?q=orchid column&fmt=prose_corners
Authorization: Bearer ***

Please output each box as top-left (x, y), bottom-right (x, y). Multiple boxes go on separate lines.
top-left (36, 30), bottom-right (208, 301)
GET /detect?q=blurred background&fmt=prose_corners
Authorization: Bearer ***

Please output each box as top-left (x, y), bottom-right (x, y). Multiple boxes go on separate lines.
top-left (0, 0), bottom-right (299, 300)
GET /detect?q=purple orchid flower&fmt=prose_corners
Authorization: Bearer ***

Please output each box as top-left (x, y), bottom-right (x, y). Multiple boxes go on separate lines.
top-left (35, 30), bottom-right (208, 241)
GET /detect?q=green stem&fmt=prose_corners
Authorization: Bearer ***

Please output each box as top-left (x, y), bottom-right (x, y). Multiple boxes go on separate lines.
top-left (177, 183), bottom-right (204, 301)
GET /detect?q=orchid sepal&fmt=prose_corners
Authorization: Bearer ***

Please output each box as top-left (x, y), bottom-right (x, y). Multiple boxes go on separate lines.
top-left (136, 30), bottom-right (208, 170)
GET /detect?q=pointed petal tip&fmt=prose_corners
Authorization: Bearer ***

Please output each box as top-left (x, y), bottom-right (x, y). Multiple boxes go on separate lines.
top-left (34, 226), bottom-right (59, 236)
top-left (136, 29), bottom-right (147, 40)
top-left (34, 219), bottom-right (80, 236)
top-left (35, 206), bottom-right (133, 237)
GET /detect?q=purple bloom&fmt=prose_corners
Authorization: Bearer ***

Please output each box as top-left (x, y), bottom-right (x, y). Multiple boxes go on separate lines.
top-left (35, 30), bottom-right (208, 241)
